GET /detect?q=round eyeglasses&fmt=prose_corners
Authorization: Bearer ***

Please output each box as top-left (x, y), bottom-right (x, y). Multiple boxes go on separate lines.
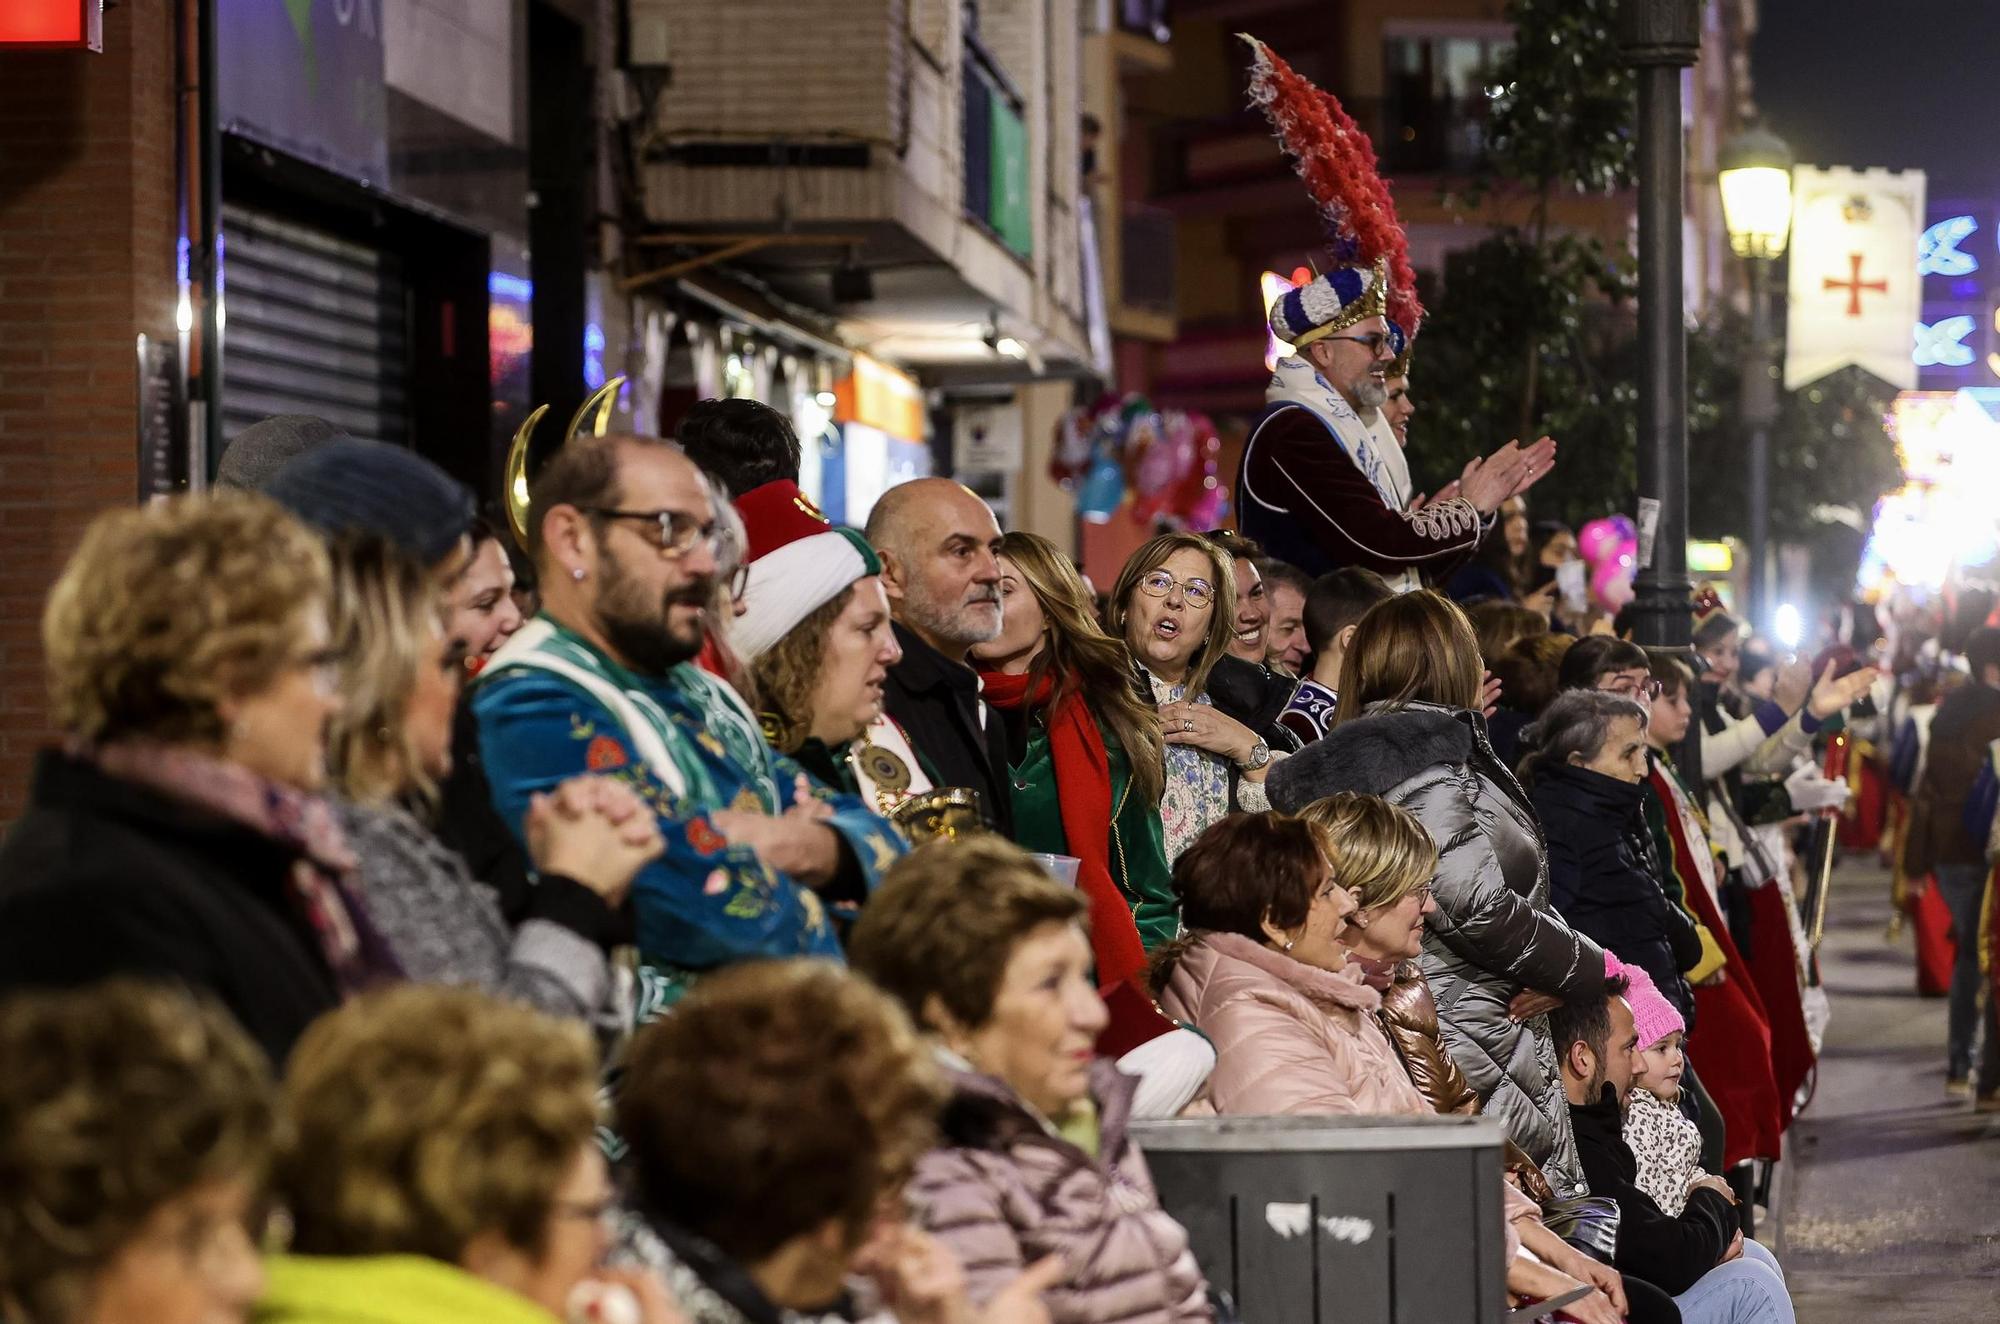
top-left (1137, 570), bottom-right (1215, 610)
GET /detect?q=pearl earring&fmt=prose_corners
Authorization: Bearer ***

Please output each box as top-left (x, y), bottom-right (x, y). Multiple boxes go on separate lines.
top-left (572, 568), bottom-right (585, 582)
top-left (1283, 938), bottom-right (1295, 952)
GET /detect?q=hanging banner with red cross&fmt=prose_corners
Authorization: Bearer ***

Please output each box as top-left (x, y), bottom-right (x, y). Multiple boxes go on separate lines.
top-left (1785, 166), bottom-right (1927, 390)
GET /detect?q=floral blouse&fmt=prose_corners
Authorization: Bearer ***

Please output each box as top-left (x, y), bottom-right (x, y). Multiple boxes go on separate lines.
top-left (1147, 672), bottom-right (1233, 863)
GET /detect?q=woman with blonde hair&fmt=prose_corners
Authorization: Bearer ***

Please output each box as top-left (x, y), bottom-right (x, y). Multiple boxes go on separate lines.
top-left (970, 532), bottom-right (1172, 979)
top-left (1267, 590), bottom-right (1604, 1199)
top-left (323, 538), bottom-right (663, 1021)
top-left (0, 494), bottom-right (393, 1063)
top-left (259, 984), bottom-right (677, 1324)
top-left (1298, 793), bottom-right (1559, 1201)
top-left (1109, 533), bottom-right (1278, 862)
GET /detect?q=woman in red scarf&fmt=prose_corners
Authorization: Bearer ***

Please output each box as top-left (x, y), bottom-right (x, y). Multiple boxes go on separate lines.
top-left (971, 532), bottom-right (1173, 991)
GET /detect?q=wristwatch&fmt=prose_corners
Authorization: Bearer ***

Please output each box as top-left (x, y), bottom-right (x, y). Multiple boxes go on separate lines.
top-left (1238, 739), bottom-right (1272, 771)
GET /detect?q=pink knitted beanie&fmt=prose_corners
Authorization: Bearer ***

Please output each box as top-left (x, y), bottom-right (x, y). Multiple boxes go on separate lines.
top-left (1605, 952), bottom-right (1686, 1051)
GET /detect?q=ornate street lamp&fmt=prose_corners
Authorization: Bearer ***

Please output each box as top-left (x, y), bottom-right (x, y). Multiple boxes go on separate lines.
top-left (1719, 127), bottom-right (1797, 260)
top-left (1718, 126), bottom-right (1795, 635)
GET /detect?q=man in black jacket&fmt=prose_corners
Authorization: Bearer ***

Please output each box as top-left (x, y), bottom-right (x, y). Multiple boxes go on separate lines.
top-left (864, 478), bottom-right (1014, 836)
top-left (1554, 978), bottom-right (1796, 1323)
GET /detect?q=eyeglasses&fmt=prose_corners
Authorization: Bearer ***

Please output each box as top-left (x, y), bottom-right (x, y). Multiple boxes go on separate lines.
top-left (1322, 332), bottom-right (1393, 355)
top-left (551, 1195), bottom-right (618, 1228)
top-left (1602, 675), bottom-right (1664, 701)
top-left (582, 506), bottom-right (718, 559)
top-left (721, 562), bottom-right (751, 599)
top-left (1136, 570), bottom-right (1215, 610)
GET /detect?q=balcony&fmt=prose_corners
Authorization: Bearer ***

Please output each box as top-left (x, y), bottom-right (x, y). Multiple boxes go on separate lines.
top-left (1121, 205), bottom-right (1176, 315)
top-left (962, 39), bottom-right (1032, 258)
top-left (627, 0), bottom-right (1092, 377)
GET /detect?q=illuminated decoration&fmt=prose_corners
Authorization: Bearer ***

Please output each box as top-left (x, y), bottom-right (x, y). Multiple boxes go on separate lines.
top-left (1688, 540), bottom-right (1735, 574)
top-left (0, 0), bottom-right (101, 49)
top-left (1918, 214), bottom-right (1979, 276)
top-left (1859, 389), bottom-right (2000, 594)
top-left (583, 323), bottom-right (607, 390)
top-left (1261, 267), bottom-right (1314, 372)
top-left (1773, 603), bottom-right (1805, 650)
top-left (487, 271), bottom-right (533, 394)
top-left (1914, 315), bottom-right (1977, 367)
top-left (834, 353), bottom-right (925, 443)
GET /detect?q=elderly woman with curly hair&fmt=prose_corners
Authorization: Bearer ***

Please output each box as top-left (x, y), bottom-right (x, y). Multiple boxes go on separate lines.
top-left (0, 982), bottom-right (272, 1324)
top-left (615, 959), bottom-right (1033, 1324)
top-left (0, 494), bottom-right (398, 1063)
top-left (850, 838), bottom-right (1213, 1324)
top-left (258, 983), bottom-right (676, 1324)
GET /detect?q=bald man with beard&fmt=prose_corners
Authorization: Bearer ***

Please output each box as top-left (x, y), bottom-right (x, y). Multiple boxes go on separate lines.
top-left (865, 478), bottom-right (1015, 835)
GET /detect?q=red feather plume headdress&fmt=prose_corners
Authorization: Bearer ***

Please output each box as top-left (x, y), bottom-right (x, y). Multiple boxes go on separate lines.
top-left (1242, 34), bottom-right (1423, 340)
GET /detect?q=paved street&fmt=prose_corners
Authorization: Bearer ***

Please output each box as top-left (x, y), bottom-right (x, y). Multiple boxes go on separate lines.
top-left (1774, 858), bottom-right (2000, 1318)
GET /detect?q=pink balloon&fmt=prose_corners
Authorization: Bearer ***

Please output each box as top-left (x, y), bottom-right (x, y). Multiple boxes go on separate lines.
top-left (1578, 517), bottom-right (1621, 567)
top-left (1591, 561), bottom-right (1635, 613)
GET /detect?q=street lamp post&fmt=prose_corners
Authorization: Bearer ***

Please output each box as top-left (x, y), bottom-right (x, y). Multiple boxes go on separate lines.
top-left (1718, 127), bottom-right (1796, 637)
top-left (1618, 0), bottom-right (1703, 777)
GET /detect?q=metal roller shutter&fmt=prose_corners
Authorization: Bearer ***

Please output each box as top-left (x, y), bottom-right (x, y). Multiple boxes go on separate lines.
top-left (220, 203), bottom-right (410, 446)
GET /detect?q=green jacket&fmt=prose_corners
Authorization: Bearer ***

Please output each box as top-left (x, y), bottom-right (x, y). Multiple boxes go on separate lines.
top-left (255, 1255), bottom-right (559, 1324)
top-left (1007, 715), bottom-right (1178, 951)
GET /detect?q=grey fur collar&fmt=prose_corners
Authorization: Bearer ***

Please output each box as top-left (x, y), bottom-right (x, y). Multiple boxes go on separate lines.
top-left (1267, 704), bottom-right (1472, 810)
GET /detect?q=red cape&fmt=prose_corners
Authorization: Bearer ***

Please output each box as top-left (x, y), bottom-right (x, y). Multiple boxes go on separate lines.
top-left (1649, 765), bottom-right (1785, 1165)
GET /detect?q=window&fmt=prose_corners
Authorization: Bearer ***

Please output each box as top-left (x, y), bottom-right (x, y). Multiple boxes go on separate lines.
top-left (1380, 28), bottom-right (1514, 174)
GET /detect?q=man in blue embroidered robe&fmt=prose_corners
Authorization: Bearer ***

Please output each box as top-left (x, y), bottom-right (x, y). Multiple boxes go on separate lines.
top-left (472, 433), bottom-right (904, 1019)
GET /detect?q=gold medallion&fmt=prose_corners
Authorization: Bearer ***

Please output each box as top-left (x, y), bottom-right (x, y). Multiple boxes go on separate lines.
top-left (857, 743), bottom-right (912, 795)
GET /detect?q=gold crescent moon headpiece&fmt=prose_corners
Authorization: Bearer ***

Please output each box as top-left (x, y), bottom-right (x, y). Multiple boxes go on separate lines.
top-left (503, 376), bottom-right (627, 549)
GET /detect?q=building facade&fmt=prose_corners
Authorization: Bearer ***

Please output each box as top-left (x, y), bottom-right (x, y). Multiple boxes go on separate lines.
top-left (0, 0), bottom-right (596, 821)
top-left (1078, 0), bottom-right (1756, 578)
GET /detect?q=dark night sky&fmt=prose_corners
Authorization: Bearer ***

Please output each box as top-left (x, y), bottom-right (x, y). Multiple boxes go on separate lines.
top-left (1752, 0), bottom-right (2000, 199)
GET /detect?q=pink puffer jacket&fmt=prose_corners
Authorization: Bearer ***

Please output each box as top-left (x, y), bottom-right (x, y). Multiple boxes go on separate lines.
top-left (1157, 931), bottom-right (1431, 1118)
top-left (909, 1060), bottom-right (1212, 1324)
top-left (1159, 933), bottom-right (1540, 1265)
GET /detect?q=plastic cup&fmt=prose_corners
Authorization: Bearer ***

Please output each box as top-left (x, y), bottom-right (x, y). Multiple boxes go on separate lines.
top-left (1030, 853), bottom-right (1082, 887)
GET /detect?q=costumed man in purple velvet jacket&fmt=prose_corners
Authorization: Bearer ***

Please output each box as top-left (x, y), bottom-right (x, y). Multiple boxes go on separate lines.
top-left (1234, 38), bottom-right (1555, 592)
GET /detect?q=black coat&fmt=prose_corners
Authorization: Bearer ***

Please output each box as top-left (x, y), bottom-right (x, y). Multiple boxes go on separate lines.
top-left (0, 750), bottom-right (341, 1064)
top-left (1570, 1090), bottom-right (1737, 1295)
top-left (1205, 653), bottom-right (1303, 752)
top-left (881, 621), bottom-right (1014, 836)
top-left (1533, 763), bottom-right (1701, 1024)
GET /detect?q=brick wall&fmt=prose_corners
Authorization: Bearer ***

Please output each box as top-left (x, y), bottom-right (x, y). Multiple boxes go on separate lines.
top-left (0, 2), bottom-right (180, 821)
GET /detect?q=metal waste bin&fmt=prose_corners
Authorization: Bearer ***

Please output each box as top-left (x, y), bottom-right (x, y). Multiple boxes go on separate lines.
top-left (1130, 1114), bottom-right (1508, 1324)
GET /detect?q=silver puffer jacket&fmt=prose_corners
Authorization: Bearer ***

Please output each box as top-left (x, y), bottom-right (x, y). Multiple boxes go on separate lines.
top-left (1268, 700), bottom-right (1605, 1197)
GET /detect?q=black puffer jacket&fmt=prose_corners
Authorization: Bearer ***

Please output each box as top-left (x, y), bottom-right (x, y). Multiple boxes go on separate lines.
top-left (1532, 763), bottom-right (1701, 1024)
top-left (1267, 701), bottom-right (1604, 1198)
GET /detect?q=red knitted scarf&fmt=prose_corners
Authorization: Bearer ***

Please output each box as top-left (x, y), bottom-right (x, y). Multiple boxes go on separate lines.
top-left (979, 669), bottom-right (1149, 989)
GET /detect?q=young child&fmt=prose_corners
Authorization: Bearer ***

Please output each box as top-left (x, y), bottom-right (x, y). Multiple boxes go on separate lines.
top-left (1613, 955), bottom-right (1714, 1216)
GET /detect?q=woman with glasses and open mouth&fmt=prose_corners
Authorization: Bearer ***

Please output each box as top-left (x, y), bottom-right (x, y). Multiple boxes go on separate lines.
top-left (1107, 533), bottom-right (1281, 863)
